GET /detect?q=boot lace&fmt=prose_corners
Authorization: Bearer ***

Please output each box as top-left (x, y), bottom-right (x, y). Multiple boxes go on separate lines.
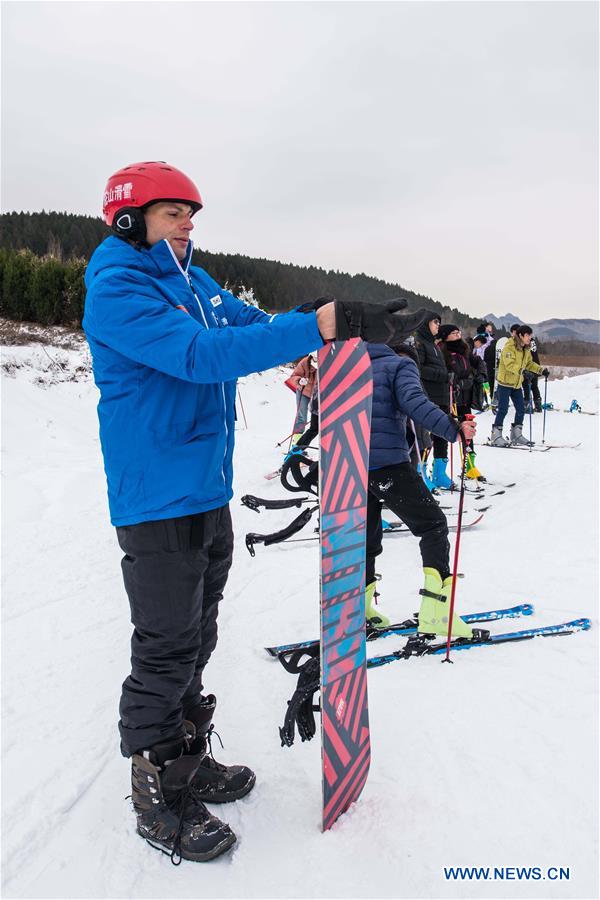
top-left (202, 725), bottom-right (227, 772)
top-left (143, 781), bottom-right (210, 866)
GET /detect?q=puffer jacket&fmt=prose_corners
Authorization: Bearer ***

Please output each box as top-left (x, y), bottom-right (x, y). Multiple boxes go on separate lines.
top-left (367, 344), bottom-right (459, 469)
top-left (497, 336), bottom-right (544, 389)
top-left (286, 356), bottom-right (316, 398)
top-left (414, 315), bottom-right (450, 405)
top-left (441, 339), bottom-right (487, 408)
top-left (83, 236), bottom-right (322, 525)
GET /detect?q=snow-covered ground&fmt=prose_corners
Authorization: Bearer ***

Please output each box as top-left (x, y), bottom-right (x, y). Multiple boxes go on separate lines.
top-left (2, 339), bottom-right (598, 899)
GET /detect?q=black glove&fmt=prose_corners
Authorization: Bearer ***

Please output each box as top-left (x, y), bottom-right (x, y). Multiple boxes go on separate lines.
top-left (301, 296), bottom-right (429, 344)
top-left (541, 368), bottom-right (550, 378)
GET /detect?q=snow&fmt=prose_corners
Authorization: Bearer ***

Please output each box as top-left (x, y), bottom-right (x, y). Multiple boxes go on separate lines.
top-left (2, 340), bottom-right (598, 899)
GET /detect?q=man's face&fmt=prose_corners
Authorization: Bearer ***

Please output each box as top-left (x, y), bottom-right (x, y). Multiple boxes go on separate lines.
top-left (486, 324), bottom-right (493, 334)
top-left (144, 202), bottom-right (195, 260)
top-left (446, 329), bottom-right (461, 341)
top-left (429, 319), bottom-right (440, 336)
top-left (521, 332), bottom-right (532, 346)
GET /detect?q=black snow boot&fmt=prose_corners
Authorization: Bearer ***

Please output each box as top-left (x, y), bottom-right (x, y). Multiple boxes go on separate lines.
top-left (131, 735), bottom-right (236, 864)
top-left (184, 695), bottom-right (256, 803)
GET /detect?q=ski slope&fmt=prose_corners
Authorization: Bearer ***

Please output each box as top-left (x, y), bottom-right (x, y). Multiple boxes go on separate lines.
top-left (2, 340), bottom-right (598, 899)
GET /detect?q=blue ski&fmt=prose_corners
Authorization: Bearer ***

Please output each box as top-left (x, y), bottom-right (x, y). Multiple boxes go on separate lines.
top-left (265, 603), bottom-right (534, 657)
top-left (367, 617), bottom-right (591, 667)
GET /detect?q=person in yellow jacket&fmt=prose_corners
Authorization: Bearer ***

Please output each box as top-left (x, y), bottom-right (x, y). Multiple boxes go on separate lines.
top-left (490, 325), bottom-right (550, 446)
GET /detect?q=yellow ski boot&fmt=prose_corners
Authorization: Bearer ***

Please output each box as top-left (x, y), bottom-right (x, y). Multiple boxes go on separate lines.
top-left (417, 568), bottom-right (474, 639)
top-left (465, 450), bottom-right (484, 480)
top-left (365, 581), bottom-right (391, 629)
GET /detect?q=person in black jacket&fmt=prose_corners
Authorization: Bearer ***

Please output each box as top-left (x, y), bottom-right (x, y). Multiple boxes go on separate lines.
top-left (439, 324), bottom-right (487, 480)
top-left (522, 334), bottom-right (543, 412)
top-left (414, 311), bottom-right (454, 489)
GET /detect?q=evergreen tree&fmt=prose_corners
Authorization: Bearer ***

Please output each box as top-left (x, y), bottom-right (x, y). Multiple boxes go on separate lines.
top-left (30, 257), bottom-right (66, 325)
top-left (63, 258), bottom-right (87, 326)
top-left (2, 250), bottom-right (38, 321)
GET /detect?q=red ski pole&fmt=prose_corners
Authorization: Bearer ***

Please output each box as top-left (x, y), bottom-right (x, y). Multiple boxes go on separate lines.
top-left (442, 416), bottom-right (472, 664)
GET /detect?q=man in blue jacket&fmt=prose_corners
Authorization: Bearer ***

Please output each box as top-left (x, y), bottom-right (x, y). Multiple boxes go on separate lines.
top-left (84, 161), bottom-right (422, 863)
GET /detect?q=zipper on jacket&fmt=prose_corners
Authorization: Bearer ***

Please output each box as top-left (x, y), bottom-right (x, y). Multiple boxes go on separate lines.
top-left (163, 240), bottom-right (229, 489)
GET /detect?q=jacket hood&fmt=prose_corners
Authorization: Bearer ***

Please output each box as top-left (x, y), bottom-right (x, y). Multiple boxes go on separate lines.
top-left (367, 343), bottom-right (397, 360)
top-left (416, 310), bottom-right (442, 342)
top-left (85, 236), bottom-right (194, 288)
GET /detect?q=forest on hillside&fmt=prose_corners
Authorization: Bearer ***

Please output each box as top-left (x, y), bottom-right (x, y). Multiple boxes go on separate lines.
top-left (0, 211), bottom-right (479, 330)
top-left (1, 212), bottom-right (597, 366)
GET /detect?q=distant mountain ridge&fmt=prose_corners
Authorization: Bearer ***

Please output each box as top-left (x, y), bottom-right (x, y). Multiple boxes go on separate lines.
top-left (483, 313), bottom-right (600, 344)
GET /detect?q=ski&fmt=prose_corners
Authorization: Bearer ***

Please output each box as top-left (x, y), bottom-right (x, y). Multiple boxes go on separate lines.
top-left (383, 512), bottom-right (485, 533)
top-left (273, 511), bottom-right (485, 546)
top-left (539, 442), bottom-right (582, 450)
top-left (484, 441), bottom-right (552, 453)
top-left (367, 618), bottom-right (591, 667)
top-left (317, 339), bottom-right (372, 832)
top-left (264, 467), bottom-right (282, 480)
top-left (266, 603), bottom-right (535, 657)
top-left (383, 505), bottom-right (490, 525)
top-left (436, 486), bottom-right (505, 498)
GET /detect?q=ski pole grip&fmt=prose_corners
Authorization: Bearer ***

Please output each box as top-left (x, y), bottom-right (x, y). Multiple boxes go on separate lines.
top-left (459, 413), bottom-right (475, 448)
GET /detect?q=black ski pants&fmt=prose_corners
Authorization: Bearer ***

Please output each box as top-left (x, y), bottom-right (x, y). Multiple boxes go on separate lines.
top-left (431, 404), bottom-right (450, 459)
top-left (116, 505), bottom-right (233, 757)
top-left (366, 463), bottom-right (450, 586)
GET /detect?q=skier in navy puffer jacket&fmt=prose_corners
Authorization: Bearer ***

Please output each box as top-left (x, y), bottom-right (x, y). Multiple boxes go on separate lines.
top-left (364, 343), bottom-right (477, 640)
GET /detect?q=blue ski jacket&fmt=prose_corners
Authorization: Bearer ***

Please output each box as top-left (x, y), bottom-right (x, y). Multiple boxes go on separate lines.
top-left (367, 344), bottom-right (459, 469)
top-left (83, 236), bottom-right (322, 526)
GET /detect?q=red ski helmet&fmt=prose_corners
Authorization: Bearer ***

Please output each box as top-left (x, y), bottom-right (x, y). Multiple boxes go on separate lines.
top-left (102, 161), bottom-right (203, 238)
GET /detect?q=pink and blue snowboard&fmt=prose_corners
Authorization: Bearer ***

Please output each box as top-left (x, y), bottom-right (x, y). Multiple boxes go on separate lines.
top-left (317, 339), bottom-right (372, 831)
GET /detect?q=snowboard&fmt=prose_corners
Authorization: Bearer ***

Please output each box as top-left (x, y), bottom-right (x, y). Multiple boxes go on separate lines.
top-left (317, 339), bottom-right (372, 832)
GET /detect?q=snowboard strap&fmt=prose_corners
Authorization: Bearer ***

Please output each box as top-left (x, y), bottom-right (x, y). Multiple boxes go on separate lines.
top-left (280, 449), bottom-right (319, 495)
top-left (245, 505), bottom-right (318, 556)
top-left (278, 650), bottom-right (321, 747)
top-left (241, 494), bottom-right (309, 513)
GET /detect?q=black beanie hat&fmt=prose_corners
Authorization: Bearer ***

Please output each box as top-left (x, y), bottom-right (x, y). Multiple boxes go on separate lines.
top-left (438, 324), bottom-right (460, 341)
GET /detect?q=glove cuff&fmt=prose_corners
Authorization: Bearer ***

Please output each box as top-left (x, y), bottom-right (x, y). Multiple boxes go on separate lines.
top-left (335, 299), bottom-right (361, 340)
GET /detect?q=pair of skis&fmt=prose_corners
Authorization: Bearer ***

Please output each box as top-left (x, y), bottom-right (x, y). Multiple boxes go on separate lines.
top-left (273, 607), bottom-right (590, 672)
top-left (266, 602), bottom-right (534, 657)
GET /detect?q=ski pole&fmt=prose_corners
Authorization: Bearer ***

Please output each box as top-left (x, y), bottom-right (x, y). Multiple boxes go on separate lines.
top-left (276, 432), bottom-right (294, 447)
top-left (237, 387), bottom-right (248, 430)
top-left (528, 385), bottom-right (533, 452)
top-left (409, 418), bottom-right (424, 481)
top-left (442, 418), bottom-right (471, 664)
top-left (286, 389), bottom-right (305, 452)
top-left (542, 376), bottom-right (548, 444)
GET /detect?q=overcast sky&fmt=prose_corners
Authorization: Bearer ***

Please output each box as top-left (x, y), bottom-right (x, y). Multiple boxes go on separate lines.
top-left (2, 1), bottom-right (598, 322)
